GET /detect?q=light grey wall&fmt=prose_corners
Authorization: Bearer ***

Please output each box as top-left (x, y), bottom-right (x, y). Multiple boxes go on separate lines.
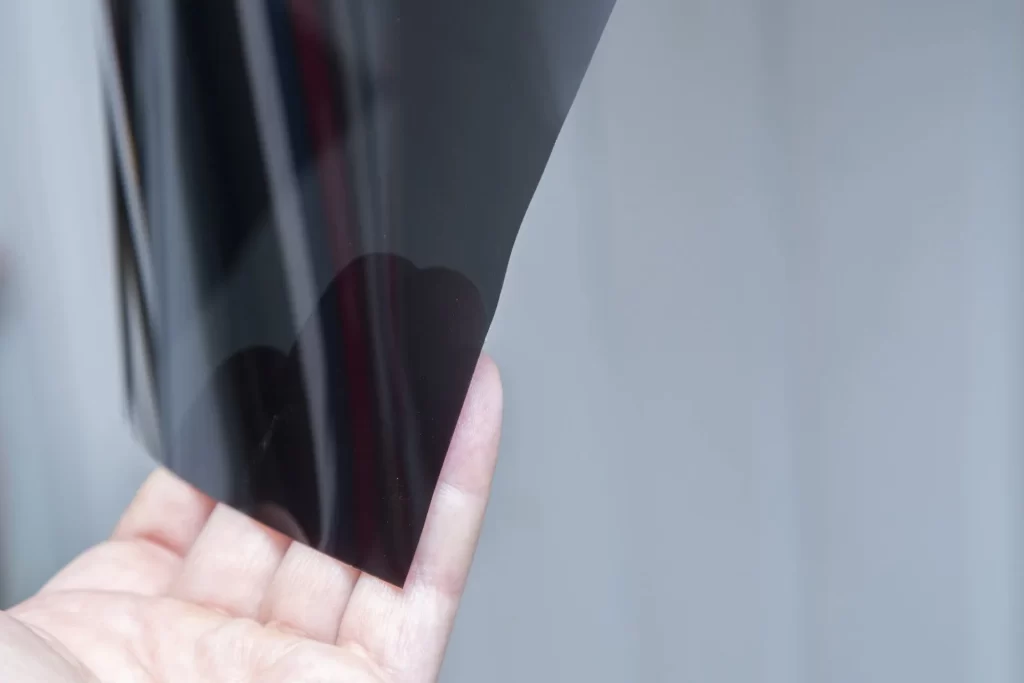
top-left (1, 1), bottom-right (1022, 682)
top-left (445, 1), bottom-right (1023, 682)
top-left (0, 0), bottom-right (154, 607)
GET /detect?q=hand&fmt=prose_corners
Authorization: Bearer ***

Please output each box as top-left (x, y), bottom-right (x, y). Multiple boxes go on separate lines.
top-left (1, 358), bottom-right (502, 682)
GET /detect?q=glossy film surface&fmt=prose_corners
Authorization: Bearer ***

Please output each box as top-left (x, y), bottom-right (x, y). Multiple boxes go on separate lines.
top-left (106, 0), bottom-right (615, 586)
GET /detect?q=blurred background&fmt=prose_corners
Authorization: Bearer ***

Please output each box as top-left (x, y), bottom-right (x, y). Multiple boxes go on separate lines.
top-left (1, 1), bottom-right (1022, 682)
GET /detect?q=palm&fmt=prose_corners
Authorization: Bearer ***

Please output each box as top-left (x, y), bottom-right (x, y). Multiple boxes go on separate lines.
top-left (1, 360), bottom-right (502, 683)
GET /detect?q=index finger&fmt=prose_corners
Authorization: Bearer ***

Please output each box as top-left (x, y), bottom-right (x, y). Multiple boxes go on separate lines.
top-left (336, 356), bottom-right (503, 681)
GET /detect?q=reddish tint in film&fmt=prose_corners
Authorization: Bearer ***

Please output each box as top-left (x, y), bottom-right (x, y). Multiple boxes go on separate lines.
top-left (104, 0), bottom-right (614, 586)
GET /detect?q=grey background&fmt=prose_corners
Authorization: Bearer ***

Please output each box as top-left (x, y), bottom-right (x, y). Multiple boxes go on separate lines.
top-left (2, 1), bottom-right (1022, 682)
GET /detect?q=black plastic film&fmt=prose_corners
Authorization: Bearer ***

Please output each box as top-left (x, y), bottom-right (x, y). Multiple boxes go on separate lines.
top-left (105, 0), bottom-right (615, 587)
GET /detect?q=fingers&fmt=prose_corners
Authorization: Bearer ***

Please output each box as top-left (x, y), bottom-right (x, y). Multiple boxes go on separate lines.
top-left (111, 468), bottom-right (217, 557)
top-left (337, 356), bottom-right (502, 680)
top-left (169, 504), bottom-right (292, 619)
top-left (40, 469), bottom-right (217, 596)
top-left (38, 540), bottom-right (181, 597)
top-left (259, 543), bottom-right (360, 642)
top-left (56, 466), bottom-right (358, 638)
top-left (405, 358), bottom-right (503, 599)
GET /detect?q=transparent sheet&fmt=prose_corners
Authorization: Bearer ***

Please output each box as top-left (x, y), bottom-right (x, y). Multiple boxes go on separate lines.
top-left (103, 0), bottom-right (615, 586)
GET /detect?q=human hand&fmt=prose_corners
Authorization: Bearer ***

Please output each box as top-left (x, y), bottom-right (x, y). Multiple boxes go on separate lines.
top-left (0, 358), bottom-right (502, 683)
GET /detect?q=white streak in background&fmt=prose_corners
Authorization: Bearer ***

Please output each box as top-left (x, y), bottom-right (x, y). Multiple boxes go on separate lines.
top-left (963, 5), bottom-right (1024, 681)
top-left (95, 0), bottom-right (159, 341)
top-left (236, 0), bottom-right (336, 545)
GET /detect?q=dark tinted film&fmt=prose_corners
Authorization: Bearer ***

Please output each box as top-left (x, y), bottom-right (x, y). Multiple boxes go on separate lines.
top-left (105, 0), bottom-right (614, 586)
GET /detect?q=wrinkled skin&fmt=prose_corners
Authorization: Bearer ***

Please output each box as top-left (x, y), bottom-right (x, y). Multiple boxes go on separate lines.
top-left (0, 358), bottom-right (502, 683)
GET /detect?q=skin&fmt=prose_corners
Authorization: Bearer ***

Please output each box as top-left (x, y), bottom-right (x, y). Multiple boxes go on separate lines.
top-left (0, 357), bottom-right (502, 683)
